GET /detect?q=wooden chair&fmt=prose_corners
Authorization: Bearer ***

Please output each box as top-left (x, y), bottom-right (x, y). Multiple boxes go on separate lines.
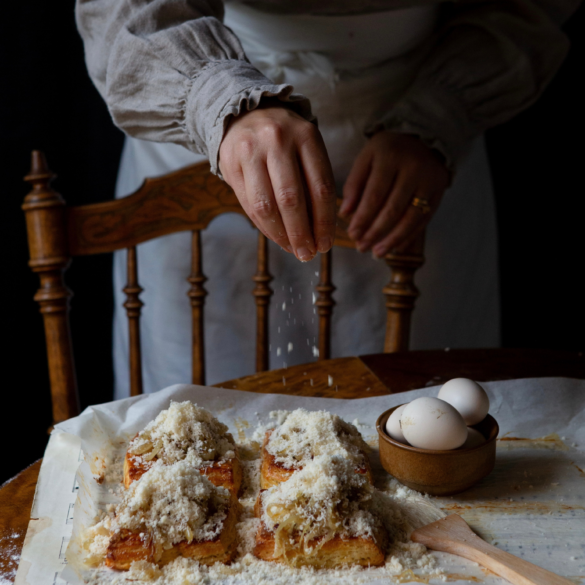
top-left (22, 150), bottom-right (425, 426)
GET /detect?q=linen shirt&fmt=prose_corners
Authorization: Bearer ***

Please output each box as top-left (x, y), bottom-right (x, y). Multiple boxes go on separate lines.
top-left (76, 0), bottom-right (579, 172)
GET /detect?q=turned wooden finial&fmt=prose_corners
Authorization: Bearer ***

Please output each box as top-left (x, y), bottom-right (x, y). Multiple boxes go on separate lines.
top-left (24, 150), bottom-right (60, 199)
top-left (22, 151), bottom-right (67, 273)
top-left (28, 149), bottom-right (52, 177)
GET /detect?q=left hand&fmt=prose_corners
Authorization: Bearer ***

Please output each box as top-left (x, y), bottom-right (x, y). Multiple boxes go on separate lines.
top-left (339, 131), bottom-right (451, 257)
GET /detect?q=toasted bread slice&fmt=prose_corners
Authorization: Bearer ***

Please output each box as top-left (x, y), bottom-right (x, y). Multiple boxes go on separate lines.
top-left (253, 521), bottom-right (386, 568)
top-left (104, 529), bottom-right (154, 570)
top-left (200, 458), bottom-right (243, 497)
top-left (105, 497), bottom-right (240, 570)
top-left (123, 448), bottom-right (242, 496)
top-left (123, 451), bottom-right (152, 488)
top-left (253, 491), bottom-right (387, 568)
top-left (260, 431), bottom-right (372, 489)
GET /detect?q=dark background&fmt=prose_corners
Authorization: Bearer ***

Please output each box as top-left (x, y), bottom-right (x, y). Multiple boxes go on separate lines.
top-left (1, 3), bottom-right (583, 485)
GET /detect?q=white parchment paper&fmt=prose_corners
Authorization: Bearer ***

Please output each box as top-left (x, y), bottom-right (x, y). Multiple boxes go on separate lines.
top-left (15, 377), bottom-right (585, 585)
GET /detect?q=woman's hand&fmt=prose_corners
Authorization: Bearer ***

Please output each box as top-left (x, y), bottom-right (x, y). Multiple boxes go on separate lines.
top-left (339, 131), bottom-right (451, 257)
top-left (219, 103), bottom-right (337, 262)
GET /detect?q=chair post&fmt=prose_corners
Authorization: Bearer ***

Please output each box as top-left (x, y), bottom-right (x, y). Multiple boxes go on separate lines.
top-left (253, 232), bottom-right (273, 372)
top-left (383, 233), bottom-right (425, 352)
top-left (123, 246), bottom-right (144, 395)
top-left (188, 230), bottom-right (207, 385)
top-left (22, 151), bottom-right (79, 424)
top-left (316, 250), bottom-right (336, 360)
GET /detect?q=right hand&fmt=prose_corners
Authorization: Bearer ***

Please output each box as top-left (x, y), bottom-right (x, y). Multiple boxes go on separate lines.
top-left (218, 103), bottom-right (336, 262)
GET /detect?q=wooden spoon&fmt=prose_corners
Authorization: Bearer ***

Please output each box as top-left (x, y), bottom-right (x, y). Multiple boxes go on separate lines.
top-left (411, 514), bottom-right (574, 585)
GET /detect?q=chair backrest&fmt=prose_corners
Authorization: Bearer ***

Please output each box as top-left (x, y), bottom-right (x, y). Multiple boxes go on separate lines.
top-left (22, 151), bottom-right (425, 425)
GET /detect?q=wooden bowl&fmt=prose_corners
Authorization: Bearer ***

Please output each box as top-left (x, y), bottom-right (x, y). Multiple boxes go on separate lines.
top-left (376, 405), bottom-right (499, 496)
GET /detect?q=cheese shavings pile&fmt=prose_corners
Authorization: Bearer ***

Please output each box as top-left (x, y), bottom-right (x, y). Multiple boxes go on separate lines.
top-left (108, 460), bottom-right (229, 560)
top-left (128, 401), bottom-right (235, 467)
top-left (81, 410), bottom-right (446, 585)
top-left (266, 409), bottom-right (369, 469)
top-left (262, 455), bottom-right (382, 562)
top-left (85, 469), bottom-right (443, 585)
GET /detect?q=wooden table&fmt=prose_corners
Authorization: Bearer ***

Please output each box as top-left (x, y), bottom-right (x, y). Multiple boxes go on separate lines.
top-left (1, 348), bottom-right (583, 582)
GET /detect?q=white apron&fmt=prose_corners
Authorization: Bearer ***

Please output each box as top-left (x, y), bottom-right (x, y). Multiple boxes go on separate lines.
top-left (113, 2), bottom-right (500, 398)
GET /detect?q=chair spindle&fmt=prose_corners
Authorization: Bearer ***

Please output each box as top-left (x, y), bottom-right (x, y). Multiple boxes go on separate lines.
top-left (253, 232), bottom-right (274, 372)
top-left (123, 246), bottom-right (144, 395)
top-left (316, 250), bottom-right (336, 360)
top-left (383, 237), bottom-right (425, 352)
top-left (23, 151), bottom-right (79, 425)
top-left (187, 230), bottom-right (207, 385)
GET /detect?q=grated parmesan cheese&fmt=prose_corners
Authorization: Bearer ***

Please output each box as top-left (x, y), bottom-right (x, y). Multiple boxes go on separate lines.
top-left (83, 515), bottom-right (113, 567)
top-left (128, 401), bottom-right (235, 468)
top-left (113, 461), bottom-right (229, 552)
top-left (261, 455), bottom-right (380, 562)
top-left (82, 412), bottom-right (446, 585)
top-left (266, 409), bottom-right (369, 470)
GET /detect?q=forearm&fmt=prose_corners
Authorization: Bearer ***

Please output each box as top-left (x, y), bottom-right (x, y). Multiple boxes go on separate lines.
top-left (75, 0), bottom-right (314, 173)
top-left (366, 0), bottom-right (577, 170)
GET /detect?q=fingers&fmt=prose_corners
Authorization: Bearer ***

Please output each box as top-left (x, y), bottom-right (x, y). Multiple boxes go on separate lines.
top-left (222, 162), bottom-right (264, 234)
top-left (347, 159), bottom-right (398, 248)
top-left (356, 170), bottom-right (417, 252)
top-left (371, 191), bottom-right (441, 258)
top-left (219, 107), bottom-right (337, 260)
top-left (241, 157), bottom-right (293, 252)
top-left (298, 128), bottom-right (337, 254)
top-left (340, 148), bottom-right (372, 219)
top-left (266, 149), bottom-right (315, 262)
top-left (335, 130), bottom-right (451, 257)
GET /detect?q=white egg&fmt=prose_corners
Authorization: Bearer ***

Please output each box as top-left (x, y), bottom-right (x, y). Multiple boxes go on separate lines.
top-left (385, 404), bottom-right (409, 444)
top-left (438, 378), bottom-right (490, 425)
top-left (401, 397), bottom-right (467, 450)
top-left (459, 427), bottom-right (486, 450)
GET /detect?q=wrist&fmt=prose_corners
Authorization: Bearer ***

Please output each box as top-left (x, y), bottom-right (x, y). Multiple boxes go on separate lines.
top-left (255, 96), bottom-right (293, 110)
top-left (386, 129), bottom-right (454, 187)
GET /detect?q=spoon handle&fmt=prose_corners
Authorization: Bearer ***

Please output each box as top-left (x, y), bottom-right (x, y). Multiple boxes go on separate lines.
top-left (411, 515), bottom-right (574, 585)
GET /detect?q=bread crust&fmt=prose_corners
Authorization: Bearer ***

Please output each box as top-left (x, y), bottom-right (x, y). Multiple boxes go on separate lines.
top-left (253, 520), bottom-right (387, 569)
top-left (260, 430), bottom-right (372, 489)
top-left (105, 497), bottom-right (240, 570)
top-left (123, 442), bottom-right (242, 496)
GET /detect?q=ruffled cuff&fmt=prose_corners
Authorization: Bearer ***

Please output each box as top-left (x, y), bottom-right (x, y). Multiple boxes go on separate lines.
top-left (184, 60), bottom-right (315, 176)
top-left (105, 16), bottom-right (315, 177)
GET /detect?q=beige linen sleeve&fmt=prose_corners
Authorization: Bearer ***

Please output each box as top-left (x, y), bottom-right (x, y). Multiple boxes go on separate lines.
top-left (75, 0), bottom-right (314, 174)
top-left (366, 0), bottom-right (581, 171)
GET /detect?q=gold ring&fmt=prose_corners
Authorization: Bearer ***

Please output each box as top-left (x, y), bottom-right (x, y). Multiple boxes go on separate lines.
top-left (411, 197), bottom-right (431, 214)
